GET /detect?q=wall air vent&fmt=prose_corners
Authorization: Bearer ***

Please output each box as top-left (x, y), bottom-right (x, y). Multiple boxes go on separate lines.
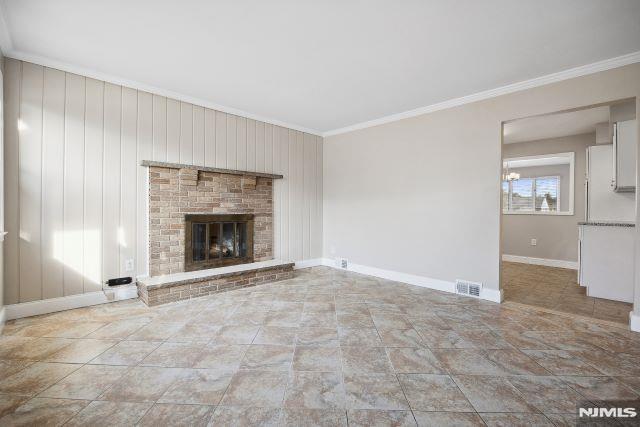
top-left (455, 280), bottom-right (482, 298)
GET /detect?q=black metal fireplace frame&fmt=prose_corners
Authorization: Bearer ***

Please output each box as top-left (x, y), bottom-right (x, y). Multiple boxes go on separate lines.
top-left (184, 214), bottom-right (254, 271)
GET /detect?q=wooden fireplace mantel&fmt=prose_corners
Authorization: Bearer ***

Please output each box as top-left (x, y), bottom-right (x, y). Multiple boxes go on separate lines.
top-left (140, 160), bottom-right (284, 180)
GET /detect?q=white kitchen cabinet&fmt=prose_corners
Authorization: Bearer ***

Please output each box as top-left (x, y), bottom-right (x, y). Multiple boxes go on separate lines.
top-left (612, 119), bottom-right (637, 192)
top-left (586, 145), bottom-right (635, 222)
top-left (578, 223), bottom-right (635, 303)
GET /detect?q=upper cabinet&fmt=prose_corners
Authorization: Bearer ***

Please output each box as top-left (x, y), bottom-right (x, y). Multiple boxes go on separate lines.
top-left (612, 119), bottom-right (637, 192)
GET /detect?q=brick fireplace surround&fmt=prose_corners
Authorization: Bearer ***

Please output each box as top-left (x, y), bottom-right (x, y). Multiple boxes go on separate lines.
top-left (138, 161), bottom-right (294, 306)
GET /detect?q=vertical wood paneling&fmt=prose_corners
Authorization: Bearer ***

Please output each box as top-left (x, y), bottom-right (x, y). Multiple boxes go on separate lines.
top-left (226, 115), bottom-right (237, 169)
top-left (204, 108), bottom-right (216, 167)
top-left (272, 127), bottom-right (281, 260)
top-left (4, 59), bottom-right (20, 304)
top-left (192, 106), bottom-right (205, 166)
top-left (179, 102), bottom-right (193, 164)
top-left (256, 121), bottom-right (265, 173)
top-left (246, 119), bottom-right (256, 171)
top-left (63, 73), bottom-right (85, 297)
top-left (41, 68), bottom-right (65, 299)
top-left (137, 92), bottom-right (153, 278)
top-left (288, 130), bottom-right (296, 261)
top-left (120, 88), bottom-right (137, 277)
top-left (166, 99), bottom-right (180, 163)
top-left (4, 59), bottom-right (324, 305)
top-left (314, 136), bottom-right (323, 258)
top-left (19, 62), bottom-right (44, 302)
top-left (236, 117), bottom-right (247, 171)
top-left (303, 133), bottom-right (314, 260)
top-left (102, 83), bottom-right (121, 284)
top-left (215, 111), bottom-right (227, 168)
top-left (265, 124), bottom-right (274, 174)
top-left (83, 78), bottom-right (104, 292)
top-left (152, 95), bottom-right (167, 161)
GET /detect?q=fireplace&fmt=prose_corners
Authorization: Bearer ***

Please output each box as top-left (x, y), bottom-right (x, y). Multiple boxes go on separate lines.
top-left (184, 214), bottom-right (254, 271)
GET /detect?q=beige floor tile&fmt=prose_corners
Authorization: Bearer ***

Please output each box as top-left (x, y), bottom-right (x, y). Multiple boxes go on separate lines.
top-left (378, 328), bottom-right (426, 347)
top-left (86, 319), bottom-right (149, 339)
top-left (194, 344), bottom-right (249, 370)
top-left (343, 373), bottom-right (409, 410)
top-left (0, 394), bottom-right (30, 418)
top-left (0, 362), bottom-right (80, 396)
top-left (431, 349), bottom-right (503, 375)
top-left (521, 349), bottom-right (605, 376)
top-left (88, 340), bottom-right (161, 365)
top-left (240, 345), bottom-right (294, 371)
top-left (0, 360), bottom-right (34, 378)
top-left (210, 406), bottom-right (281, 426)
top-left (253, 327), bottom-right (298, 345)
top-left (44, 339), bottom-right (116, 363)
top-left (220, 370), bottom-right (289, 407)
top-left (397, 374), bottom-right (474, 412)
top-left (386, 347), bottom-right (446, 374)
top-left (98, 366), bottom-right (183, 402)
top-left (39, 364), bottom-right (129, 400)
top-left (65, 401), bottom-right (152, 426)
top-left (214, 325), bottom-right (260, 344)
top-left (507, 375), bottom-right (585, 414)
top-left (138, 403), bottom-right (213, 426)
top-left (347, 410), bottom-right (416, 426)
top-left (341, 346), bottom-right (393, 374)
top-left (7, 338), bottom-right (74, 360)
top-left (415, 328), bottom-right (475, 349)
top-left (412, 411), bottom-right (484, 427)
top-left (452, 375), bottom-right (537, 413)
top-left (559, 376), bottom-right (639, 401)
top-left (284, 371), bottom-right (345, 409)
top-left (296, 327), bottom-right (339, 347)
top-left (0, 397), bottom-right (89, 426)
top-left (281, 408), bottom-right (347, 426)
top-left (158, 368), bottom-right (233, 405)
top-left (292, 346), bottom-right (342, 372)
top-left (127, 322), bottom-right (185, 341)
top-left (483, 349), bottom-right (549, 376)
top-left (140, 341), bottom-right (207, 368)
top-left (338, 328), bottom-right (383, 347)
top-left (479, 412), bottom-right (554, 426)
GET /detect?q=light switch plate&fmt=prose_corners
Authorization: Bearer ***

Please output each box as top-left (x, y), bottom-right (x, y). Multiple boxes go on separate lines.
top-left (530, 238), bottom-right (537, 246)
top-left (125, 259), bottom-right (135, 272)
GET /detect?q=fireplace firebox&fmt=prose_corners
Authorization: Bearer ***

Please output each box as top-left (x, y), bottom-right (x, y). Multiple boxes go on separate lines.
top-left (184, 214), bottom-right (254, 271)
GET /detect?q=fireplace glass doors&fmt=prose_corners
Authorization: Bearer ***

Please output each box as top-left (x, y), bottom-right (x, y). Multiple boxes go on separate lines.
top-left (185, 214), bottom-right (254, 271)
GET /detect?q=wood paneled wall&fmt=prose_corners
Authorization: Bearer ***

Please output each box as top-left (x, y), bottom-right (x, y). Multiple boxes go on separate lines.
top-left (3, 58), bottom-right (323, 304)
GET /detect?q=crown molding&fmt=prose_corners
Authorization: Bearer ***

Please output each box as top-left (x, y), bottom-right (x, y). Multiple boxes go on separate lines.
top-left (4, 49), bottom-right (323, 137)
top-left (323, 51), bottom-right (640, 137)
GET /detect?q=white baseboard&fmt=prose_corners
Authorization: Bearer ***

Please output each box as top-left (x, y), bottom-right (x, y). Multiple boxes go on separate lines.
top-left (294, 258), bottom-right (325, 269)
top-left (4, 285), bottom-right (138, 321)
top-left (315, 258), bottom-right (501, 303)
top-left (502, 254), bottom-right (578, 270)
top-left (631, 312), bottom-right (640, 333)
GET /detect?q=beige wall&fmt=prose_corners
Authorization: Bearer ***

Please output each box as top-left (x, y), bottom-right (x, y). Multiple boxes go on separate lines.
top-left (0, 48), bottom-right (4, 314)
top-left (324, 63), bottom-right (640, 294)
top-left (502, 133), bottom-right (595, 262)
top-left (3, 58), bottom-right (323, 305)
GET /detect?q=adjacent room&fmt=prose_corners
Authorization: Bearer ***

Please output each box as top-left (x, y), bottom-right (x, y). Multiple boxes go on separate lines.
top-left (0, 1), bottom-right (640, 426)
top-left (501, 102), bottom-right (636, 325)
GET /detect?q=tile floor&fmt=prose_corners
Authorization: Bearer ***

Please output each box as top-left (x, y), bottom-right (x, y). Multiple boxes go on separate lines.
top-left (0, 266), bottom-right (639, 426)
top-left (502, 261), bottom-right (633, 325)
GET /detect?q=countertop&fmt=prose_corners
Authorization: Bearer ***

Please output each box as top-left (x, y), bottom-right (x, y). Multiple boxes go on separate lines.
top-left (578, 221), bottom-right (635, 227)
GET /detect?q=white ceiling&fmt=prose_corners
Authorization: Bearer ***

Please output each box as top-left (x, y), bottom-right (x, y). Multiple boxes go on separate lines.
top-left (503, 106), bottom-right (610, 144)
top-left (1, 0), bottom-right (639, 135)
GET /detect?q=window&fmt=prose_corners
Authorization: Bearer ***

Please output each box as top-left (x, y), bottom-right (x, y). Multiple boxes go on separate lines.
top-left (503, 176), bottom-right (560, 213)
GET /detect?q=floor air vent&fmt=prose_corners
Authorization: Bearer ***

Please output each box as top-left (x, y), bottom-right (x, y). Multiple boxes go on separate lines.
top-left (455, 280), bottom-right (482, 298)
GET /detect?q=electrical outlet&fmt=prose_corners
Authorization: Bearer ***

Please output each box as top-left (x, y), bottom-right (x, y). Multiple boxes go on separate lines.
top-left (530, 238), bottom-right (537, 246)
top-left (125, 259), bottom-right (135, 272)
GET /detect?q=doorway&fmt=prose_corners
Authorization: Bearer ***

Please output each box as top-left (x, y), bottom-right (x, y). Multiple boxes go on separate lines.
top-left (500, 100), bottom-right (636, 325)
